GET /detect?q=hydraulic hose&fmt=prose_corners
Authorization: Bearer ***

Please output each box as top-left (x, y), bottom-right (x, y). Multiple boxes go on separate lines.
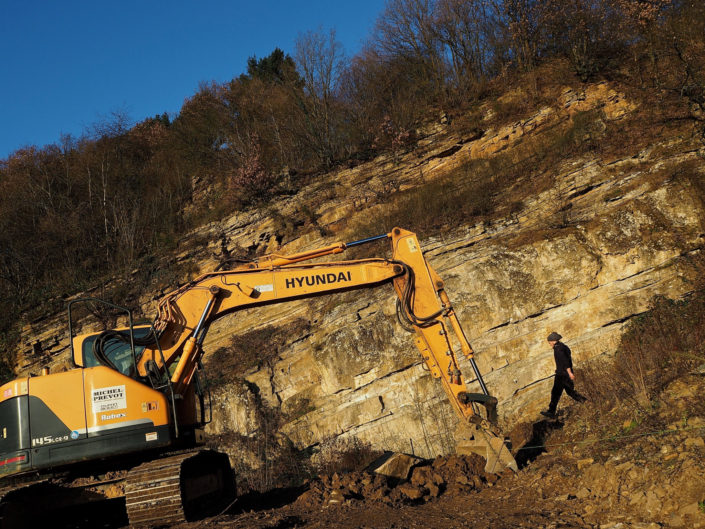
top-left (392, 261), bottom-right (445, 330)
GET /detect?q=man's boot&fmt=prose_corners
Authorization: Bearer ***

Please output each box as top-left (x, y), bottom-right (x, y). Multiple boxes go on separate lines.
top-left (540, 409), bottom-right (556, 419)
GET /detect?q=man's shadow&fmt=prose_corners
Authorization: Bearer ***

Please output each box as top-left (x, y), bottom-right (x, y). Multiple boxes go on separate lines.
top-left (513, 414), bottom-right (566, 468)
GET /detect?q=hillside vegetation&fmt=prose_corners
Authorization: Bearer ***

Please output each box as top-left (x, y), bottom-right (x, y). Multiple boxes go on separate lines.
top-left (1, 0), bottom-right (704, 376)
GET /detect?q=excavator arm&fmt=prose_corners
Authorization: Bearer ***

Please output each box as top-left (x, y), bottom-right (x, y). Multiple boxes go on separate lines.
top-left (143, 228), bottom-right (503, 434)
top-left (147, 258), bottom-right (403, 393)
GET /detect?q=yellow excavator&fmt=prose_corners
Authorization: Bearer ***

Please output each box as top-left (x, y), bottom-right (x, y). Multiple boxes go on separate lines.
top-left (0, 228), bottom-right (515, 527)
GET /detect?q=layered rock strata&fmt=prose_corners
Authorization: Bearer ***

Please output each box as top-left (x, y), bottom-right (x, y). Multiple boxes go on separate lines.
top-left (16, 84), bottom-right (705, 461)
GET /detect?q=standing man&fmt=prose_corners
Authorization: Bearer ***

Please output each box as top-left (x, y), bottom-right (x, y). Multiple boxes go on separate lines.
top-left (541, 332), bottom-right (587, 419)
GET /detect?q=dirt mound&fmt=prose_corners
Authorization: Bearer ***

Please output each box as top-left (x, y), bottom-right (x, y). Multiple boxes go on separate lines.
top-left (295, 453), bottom-right (501, 508)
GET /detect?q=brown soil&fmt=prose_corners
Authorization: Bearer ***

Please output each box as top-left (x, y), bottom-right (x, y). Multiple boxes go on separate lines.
top-left (50, 373), bottom-right (705, 529)
top-left (165, 374), bottom-right (705, 529)
top-left (171, 480), bottom-right (590, 529)
top-left (292, 453), bottom-right (495, 510)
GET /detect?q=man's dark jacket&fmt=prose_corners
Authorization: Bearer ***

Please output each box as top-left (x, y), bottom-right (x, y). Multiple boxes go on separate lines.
top-left (553, 342), bottom-right (573, 377)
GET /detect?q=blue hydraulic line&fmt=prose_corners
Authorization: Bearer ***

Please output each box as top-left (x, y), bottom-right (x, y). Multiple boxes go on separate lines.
top-left (345, 233), bottom-right (389, 247)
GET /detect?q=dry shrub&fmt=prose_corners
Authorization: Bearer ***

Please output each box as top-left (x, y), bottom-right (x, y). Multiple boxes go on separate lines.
top-left (205, 318), bottom-right (310, 388)
top-left (552, 109), bottom-right (607, 155)
top-left (215, 432), bottom-right (313, 493)
top-left (313, 436), bottom-right (383, 476)
top-left (487, 88), bottom-right (551, 125)
top-left (218, 431), bottom-right (381, 493)
top-left (347, 160), bottom-right (509, 245)
top-left (226, 135), bottom-right (280, 208)
top-left (580, 291), bottom-right (705, 412)
top-left (283, 395), bottom-right (316, 421)
top-left (209, 385), bottom-right (314, 493)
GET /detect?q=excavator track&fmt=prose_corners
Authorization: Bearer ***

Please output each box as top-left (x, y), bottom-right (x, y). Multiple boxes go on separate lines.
top-left (125, 449), bottom-right (235, 526)
top-left (0, 479), bottom-right (48, 529)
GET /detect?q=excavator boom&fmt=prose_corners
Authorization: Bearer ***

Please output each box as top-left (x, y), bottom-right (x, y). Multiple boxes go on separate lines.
top-left (146, 230), bottom-right (487, 418)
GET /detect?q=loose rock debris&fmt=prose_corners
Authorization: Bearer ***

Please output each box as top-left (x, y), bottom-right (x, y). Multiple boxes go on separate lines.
top-left (296, 454), bottom-right (501, 508)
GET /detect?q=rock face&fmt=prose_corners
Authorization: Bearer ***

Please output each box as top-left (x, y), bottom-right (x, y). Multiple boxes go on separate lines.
top-left (15, 83), bottom-right (705, 461)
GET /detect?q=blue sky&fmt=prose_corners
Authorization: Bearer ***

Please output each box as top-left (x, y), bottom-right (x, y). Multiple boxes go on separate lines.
top-left (0, 0), bottom-right (385, 159)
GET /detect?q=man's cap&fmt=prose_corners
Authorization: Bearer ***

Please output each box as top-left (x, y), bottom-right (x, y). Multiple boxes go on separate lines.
top-left (547, 332), bottom-right (562, 341)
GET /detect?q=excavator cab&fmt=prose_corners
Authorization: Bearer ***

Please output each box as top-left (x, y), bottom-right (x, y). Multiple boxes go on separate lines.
top-left (69, 299), bottom-right (171, 387)
top-left (68, 298), bottom-right (145, 373)
top-left (0, 298), bottom-right (210, 478)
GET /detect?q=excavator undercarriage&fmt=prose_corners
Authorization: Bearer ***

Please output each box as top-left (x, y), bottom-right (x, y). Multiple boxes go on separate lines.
top-left (0, 449), bottom-right (235, 528)
top-left (125, 449), bottom-right (235, 525)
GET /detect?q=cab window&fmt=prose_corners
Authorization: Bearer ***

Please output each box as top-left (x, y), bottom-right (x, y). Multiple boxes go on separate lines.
top-left (82, 327), bottom-right (151, 377)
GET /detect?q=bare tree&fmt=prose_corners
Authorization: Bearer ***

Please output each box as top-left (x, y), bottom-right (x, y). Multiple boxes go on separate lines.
top-left (498, 0), bottom-right (545, 72)
top-left (666, 1), bottom-right (705, 131)
top-left (294, 28), bottom-right (346, 167)
top-left (435, 0), bottom-right (495, 95)
top-left (372, 0), bottom-right (445, 97)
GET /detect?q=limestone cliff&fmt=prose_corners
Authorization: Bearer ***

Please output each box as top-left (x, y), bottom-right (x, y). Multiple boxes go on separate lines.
top-left (17, 82), bottom-right (705, 461)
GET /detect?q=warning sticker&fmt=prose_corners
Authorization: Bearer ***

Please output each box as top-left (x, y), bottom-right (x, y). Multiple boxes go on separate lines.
top-left (92, 385), bottom-right (127, 413)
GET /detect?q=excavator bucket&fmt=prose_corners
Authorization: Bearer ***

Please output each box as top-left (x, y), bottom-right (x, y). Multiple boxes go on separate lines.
top-left (455, 393), bottom-right (517, 473)
top-left (454, 423), bottom-right (518, 474)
